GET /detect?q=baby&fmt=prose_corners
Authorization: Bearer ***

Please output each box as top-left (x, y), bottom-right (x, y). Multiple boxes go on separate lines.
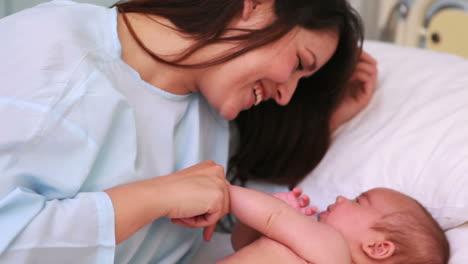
top-left (218, 186), bottom-right (449, 264)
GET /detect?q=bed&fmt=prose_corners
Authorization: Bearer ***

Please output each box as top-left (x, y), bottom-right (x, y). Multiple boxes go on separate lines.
top-left (192, 41), bottom-right (468, 263)
top-left (380, 0), bottom-right (468, 59)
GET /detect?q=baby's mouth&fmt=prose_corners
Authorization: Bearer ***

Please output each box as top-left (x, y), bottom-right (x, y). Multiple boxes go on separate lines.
top-left (253, 82), bottom-right (264, 106)
top-left (317, 210), bottom-right (329, 221)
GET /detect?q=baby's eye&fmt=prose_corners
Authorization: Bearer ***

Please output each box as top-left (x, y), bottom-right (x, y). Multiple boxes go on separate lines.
top-left (296, 56), bottom-right (304, 71)
top-left (355, 197), bottom-right (361, 204)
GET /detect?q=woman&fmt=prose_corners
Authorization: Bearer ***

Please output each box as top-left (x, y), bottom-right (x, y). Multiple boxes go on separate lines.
top-left (0, 0), bottom-right (373, 263)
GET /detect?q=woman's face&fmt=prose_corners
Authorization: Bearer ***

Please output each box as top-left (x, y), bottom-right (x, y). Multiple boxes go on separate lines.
top-left (195, 27), bottom-right (339, 120)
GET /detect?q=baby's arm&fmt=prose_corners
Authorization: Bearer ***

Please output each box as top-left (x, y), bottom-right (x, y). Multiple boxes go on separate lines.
top-left (219, 236), bottom-right (309, 264)
top-left (231, 187), bottom-right (315, 250)
top-left (272, 187), bottom-right (317, 215)
top-left (228, 185), bottom-right (351, 264)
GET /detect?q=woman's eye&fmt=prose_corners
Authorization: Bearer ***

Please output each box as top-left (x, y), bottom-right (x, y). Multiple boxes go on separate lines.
top-left (296, 56), bottom-right (304, 71)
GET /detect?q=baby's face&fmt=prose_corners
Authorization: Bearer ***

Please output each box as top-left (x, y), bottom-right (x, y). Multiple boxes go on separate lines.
top-left (317, 188), bottom-right (411, 244)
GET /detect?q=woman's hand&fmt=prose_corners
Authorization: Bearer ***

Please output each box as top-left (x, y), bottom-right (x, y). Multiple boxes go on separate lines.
top-left (157, 161), bottom-right (230, 241)
top-left (105, 160), bottom-right (230, 244)
top-left (329, 50), bottom-right (378, 132)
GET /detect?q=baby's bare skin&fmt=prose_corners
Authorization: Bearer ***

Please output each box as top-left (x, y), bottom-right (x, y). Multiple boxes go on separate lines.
top-left (273, 187), bottom-right (317, 217)
top-left (223, 186), bottom-right (351, 264)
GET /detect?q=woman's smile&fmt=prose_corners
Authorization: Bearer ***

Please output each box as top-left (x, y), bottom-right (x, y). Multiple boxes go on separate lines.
top-left (253, 80), bottom-right (266, 106)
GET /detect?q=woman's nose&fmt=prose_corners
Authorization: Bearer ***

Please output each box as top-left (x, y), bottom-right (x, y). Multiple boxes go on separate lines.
top-left (274, 81), bottom-right (296, 106)
top-left (270, 59), bottom-right (300, 106)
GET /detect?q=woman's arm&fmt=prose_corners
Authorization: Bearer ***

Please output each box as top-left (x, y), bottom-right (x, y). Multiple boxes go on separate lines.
top-left (106, 160), bottom-right (230, 243)
top-left (228, 185), bottom-right (351, 264)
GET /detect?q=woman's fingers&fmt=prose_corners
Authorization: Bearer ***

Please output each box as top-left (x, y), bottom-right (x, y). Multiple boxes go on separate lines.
top-left (203, 224), bottom-right (216, 241)
top-left (152, 160), bottom-right (230, 236)
top-left (172, 212), bottom-right (218, 228)
top-left (359, 50), bottom-right (377, 65)
top-left (352, 61), bottom-right (378, 79)
top-left (166, 161), bottom-right (231, 242)
top-left (329, 50), bottom-right (378, 132)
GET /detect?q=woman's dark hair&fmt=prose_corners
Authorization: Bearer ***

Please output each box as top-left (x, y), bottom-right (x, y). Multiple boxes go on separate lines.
top-left (115, 0), bottom-right (307, 68)
top-left (230, 1), bottom-right (363, 186)
top-left (113, 0), bottom-right (363, 186)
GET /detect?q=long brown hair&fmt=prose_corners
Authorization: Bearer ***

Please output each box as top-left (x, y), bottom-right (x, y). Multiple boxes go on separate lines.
top-left (230, 0), bottom-right (363, 186)
top-left (113, 0), bottom-right (363, 186)
top-left (114, 0), bottom-right (294, 68)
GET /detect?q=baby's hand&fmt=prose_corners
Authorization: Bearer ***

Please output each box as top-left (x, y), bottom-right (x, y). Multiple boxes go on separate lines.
top-left (273, 187), bottom-right (317, 216)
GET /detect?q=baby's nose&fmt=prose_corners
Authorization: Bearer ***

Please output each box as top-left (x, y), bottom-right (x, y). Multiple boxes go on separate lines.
top-left (335, 195), bottom-right (345, 204)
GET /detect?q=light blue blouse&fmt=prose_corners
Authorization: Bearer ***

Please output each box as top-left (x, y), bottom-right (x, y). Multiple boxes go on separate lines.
top-left (0, 1), bottom-right (229, 263)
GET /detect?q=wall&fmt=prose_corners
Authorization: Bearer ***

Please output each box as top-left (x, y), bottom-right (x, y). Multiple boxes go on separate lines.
top-left (349, 0), bottom-right (382, 40)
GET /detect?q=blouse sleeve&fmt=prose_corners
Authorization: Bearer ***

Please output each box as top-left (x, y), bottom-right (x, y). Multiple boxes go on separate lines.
top-left (0, 97), bottom-right (116, 263)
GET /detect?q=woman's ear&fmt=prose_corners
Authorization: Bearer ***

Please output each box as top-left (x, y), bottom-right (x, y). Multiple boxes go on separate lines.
top-left (242, 0), bottom-right (259, 20)
top-left (236, 0), bottom-right (275, 29)
top-left (362, 240), bottom-right (395, 260)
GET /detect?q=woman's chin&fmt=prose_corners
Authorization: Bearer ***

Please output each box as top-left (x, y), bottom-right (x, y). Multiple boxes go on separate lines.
top-left (219, 108), bottom-right (239, 121)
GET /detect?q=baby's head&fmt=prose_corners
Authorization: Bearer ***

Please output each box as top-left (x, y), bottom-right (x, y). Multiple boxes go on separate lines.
top-left (318, 188), bottom-right (449, 264)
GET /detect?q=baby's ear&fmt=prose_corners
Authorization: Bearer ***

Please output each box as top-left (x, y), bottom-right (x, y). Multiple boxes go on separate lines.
top-left (362, 239), bottom-right (395, 260)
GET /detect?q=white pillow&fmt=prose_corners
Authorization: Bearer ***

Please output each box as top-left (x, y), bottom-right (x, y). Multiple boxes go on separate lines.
top-left (299, 41), bottom-right (468, 263)
top-left (446, 222), bottom-right (468, 263)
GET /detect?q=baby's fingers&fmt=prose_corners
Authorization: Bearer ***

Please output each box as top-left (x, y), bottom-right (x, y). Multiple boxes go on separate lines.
top-left (299, 195), bottom-right (310, 207)
top-left (291, 187), bottom-right (303, 197)
top-left (300, 206), bottom-right (318, 216)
